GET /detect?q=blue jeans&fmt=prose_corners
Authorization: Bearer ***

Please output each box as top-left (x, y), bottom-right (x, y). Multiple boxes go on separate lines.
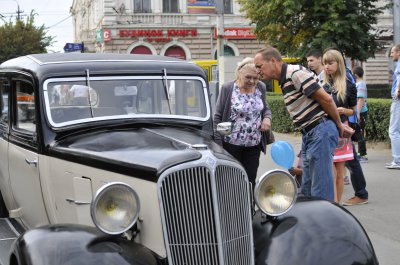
top-left (301, 119), bottom-right (338, 201)
top-left (345, 142), bottom-right (368, 199)
top-left (389, 100), bottom-right (400, 164)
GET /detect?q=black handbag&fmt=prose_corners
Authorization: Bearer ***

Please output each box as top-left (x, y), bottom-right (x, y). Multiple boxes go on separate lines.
top-left (348, 115), bottom-right (363, 142)
top-left (265, 130), bottom-right (275, 145)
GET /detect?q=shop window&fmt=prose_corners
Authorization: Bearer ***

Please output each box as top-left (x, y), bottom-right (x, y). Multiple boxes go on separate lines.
top-left (163, 0), bottom-right (178, 13)
top-left (223, 0), bottom-right (232, 14)
top-left (131, 46), bottom-right (152, 55)
top-left (134, 0), bottom-right (151, 13)
top-left (213, 45), bottom-right (235, 58)
top-left (165, 46), bottom-right (186, 60)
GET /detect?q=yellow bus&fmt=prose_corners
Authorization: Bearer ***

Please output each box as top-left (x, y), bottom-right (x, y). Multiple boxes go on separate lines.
top-left (193, 58), bottom-right (301, 93)
top-left (192, 60), bottom-right (219, 82)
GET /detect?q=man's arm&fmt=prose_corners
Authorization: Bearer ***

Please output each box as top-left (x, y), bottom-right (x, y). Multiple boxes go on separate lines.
top-left (311, 87), bottom-right (344, 137)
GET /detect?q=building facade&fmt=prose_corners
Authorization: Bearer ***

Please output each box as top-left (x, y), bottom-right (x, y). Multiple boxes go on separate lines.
top-left (71, 0), bottom-right (265, 60)
top-left (71, 0), bottom-right (395, 87)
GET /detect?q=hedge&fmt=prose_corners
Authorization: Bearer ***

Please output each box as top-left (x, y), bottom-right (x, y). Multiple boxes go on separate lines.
top-left (267, 94), bottom-right (392, 143)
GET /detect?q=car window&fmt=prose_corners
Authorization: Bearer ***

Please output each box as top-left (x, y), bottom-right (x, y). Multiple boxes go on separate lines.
top-left (0, 79), bottom-right (9, 125)
top-left (15, 80), bottom-right (36, 133)
top-left (44, 77), bottom-right (209, 127)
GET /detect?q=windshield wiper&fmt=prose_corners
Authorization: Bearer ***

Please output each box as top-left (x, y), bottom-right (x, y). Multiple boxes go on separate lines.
top-left (162, 68), bottom-right (172, 114)
top-left (85, 69), bottom-right (94, 118)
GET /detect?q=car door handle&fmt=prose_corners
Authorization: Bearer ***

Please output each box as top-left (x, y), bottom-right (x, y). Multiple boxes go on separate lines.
top-left (25, 158), bottom-right (38, 167)
top-left (65, 198), bottom-right (91, 205)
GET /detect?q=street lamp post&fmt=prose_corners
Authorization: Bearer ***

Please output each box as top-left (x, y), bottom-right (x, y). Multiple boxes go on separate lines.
top-left (394, 0), bottom-right (400, 44)
top-left (216, 0), bottom-right (225, 89)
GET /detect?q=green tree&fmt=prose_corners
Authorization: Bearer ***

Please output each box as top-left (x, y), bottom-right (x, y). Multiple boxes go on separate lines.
top-left (237, 0), bottom-right (385, 60)
top-left (0, 11), bottom-right (54, 63)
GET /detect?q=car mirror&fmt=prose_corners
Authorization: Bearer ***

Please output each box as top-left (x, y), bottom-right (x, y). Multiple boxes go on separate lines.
top-left (216, 122), bottom-right (232, 136)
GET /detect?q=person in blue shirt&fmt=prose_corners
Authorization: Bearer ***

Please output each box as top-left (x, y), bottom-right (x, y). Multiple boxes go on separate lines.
top-left (352, 66), bottom-right (368, 162)
top-left (387, 45), bottom-right (400, 169)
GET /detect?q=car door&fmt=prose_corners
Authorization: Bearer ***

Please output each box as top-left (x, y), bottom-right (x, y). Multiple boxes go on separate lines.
top-left (0, 76), bottom-right (17, 214)
top-left (8, 75), bottom-right (49, 228)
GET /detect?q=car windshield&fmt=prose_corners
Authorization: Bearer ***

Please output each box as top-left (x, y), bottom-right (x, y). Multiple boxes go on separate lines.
top-left (44, 76), bottom-right (209, 127)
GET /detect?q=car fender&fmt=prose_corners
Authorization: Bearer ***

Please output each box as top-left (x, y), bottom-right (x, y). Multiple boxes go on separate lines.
top-left (253, 197), bottom-right (378, 265)
top-left (10, 224), bottom-right (164, 265)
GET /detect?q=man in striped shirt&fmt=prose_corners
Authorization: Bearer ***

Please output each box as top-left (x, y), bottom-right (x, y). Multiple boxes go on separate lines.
top-left (254, 46), bottom-right (343, 201)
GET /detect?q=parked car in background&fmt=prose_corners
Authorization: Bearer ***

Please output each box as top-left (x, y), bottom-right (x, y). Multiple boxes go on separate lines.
top-left (0, 53), bottom-right (378, 265)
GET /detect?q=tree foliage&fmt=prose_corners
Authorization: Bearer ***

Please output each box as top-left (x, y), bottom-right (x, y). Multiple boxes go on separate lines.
top-left (237, 0), bottom-right (386, 60)
top-left (0, 11), bottom-right (54, 63)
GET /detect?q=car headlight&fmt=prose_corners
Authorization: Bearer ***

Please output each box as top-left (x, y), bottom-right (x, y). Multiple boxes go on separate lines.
top-left (91, 182), bottom-right (140, 235)
top-left (254, 170), bottom-right (297, 216)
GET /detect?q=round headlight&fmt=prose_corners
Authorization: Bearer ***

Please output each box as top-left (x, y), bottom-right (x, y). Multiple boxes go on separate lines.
top-left (254, 170), bottom-right (297, 216)
top-left (91, 182), bottom-right (140, 235)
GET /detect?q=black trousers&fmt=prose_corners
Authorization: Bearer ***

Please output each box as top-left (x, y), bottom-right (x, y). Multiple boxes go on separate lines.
top-left (222, 142), bottom-right (261, 188)
top-left (358, 111), bottom-right (368, 156)
top-left (345, 142), bottom-right (368, 199)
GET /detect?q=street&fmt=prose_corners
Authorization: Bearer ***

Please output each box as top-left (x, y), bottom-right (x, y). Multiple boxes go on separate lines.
top-left (258, 132), bottom-right (400, 265)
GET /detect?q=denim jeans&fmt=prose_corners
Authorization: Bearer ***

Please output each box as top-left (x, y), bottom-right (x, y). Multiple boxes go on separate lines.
top-left (389, 100), bottom-right (400, 164)
top-left (301, 119), bottom-right (338, 201)
top-left (345, 142), bottom-right (368, 199)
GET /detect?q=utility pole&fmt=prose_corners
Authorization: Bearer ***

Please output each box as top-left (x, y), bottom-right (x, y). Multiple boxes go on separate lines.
top-left (216, 0), bottom-right (225, 89)
top-left (0, 0), bottom-right (23, 21)
top-left (15, 2), bottom-right (23, 21)
top-left (394, 0), bottom-right (400, 44)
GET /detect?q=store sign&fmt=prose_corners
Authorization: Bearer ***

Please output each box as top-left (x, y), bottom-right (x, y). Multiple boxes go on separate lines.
top-left (103, 29), bottom-right (111, 42)
top-left (187, 0), bottom-right (216, 14)
top-left (214, 28), bottom-right (256, 39)
top-left (119, 29), bottom-right (198, 42)
top-left (96, 29), bottom-right (103, 42)
top-left (96, 29), bottom-right (111, 42)
top-left (63, 43), bottom-right (84, 52)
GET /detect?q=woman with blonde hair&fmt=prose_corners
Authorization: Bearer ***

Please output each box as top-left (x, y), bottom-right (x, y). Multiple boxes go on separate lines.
top-left (322, 49), bottom-right (357, 203)
top-left (214, 57), bottom-right (273, 188)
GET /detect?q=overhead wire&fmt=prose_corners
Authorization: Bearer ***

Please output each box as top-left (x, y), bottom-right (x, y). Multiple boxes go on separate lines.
top-left (45, 15), bottom-right (72, 29)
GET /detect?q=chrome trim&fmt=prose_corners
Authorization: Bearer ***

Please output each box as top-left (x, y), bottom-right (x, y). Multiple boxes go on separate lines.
top-left (90, 182), bottom-right (140, 235)
top-left (157, 151), bottom-right (254, 265)
top-left (65, 198), bottom-right (91, 205)
top-left (42, 76), bottom-right (210, 128)
top-left (27, 55), bottom-right (192, 66)
top-left (254, 169), bottom-right (297, 216)
top-left (144, 128), bottom-right (191, 147)
top-left (24, 158), bottom-right (38, 167)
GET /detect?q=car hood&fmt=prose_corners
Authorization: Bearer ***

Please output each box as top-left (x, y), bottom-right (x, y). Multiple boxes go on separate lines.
top-left (50, 127), bottom-right (228, 182)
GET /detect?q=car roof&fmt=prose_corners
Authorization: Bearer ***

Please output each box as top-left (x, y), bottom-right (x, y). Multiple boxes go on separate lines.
top-left (0, 53), bottom-right (206, 81)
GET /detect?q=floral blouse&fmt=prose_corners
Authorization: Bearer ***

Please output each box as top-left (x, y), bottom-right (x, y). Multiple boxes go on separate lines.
top-left (224, 83), bottom-right (263, 146)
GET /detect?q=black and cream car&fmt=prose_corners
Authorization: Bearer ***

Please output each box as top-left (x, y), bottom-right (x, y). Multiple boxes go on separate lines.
top-left (0, 53), bottom-right (378, 265)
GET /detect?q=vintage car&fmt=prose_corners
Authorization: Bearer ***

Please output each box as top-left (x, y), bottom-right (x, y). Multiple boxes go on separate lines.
top-left (0, 53), bottom-right (378, 265)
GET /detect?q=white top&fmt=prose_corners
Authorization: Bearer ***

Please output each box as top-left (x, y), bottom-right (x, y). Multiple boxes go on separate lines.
top-left (70, 85), bottom-right (89, 98)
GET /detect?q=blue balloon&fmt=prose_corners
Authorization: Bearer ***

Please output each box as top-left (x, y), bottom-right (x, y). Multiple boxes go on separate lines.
top-left (270, 140), bottom-right (295, 169)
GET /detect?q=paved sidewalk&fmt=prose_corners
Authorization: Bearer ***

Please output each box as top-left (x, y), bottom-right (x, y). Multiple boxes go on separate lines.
top-left (257, 132), bottom-right (400, 265)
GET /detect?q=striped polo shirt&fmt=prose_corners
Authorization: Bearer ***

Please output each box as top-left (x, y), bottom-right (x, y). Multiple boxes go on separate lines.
top-left (279, 63), bottom-right (326, 129)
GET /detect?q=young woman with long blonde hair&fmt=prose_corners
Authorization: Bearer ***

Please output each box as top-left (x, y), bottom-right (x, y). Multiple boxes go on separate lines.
top-left (322, 49), bottom-right (357, 203)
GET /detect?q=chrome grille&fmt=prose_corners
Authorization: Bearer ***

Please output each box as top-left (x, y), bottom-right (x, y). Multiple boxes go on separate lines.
top-left (159, 165), bottom-right (253, 265)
